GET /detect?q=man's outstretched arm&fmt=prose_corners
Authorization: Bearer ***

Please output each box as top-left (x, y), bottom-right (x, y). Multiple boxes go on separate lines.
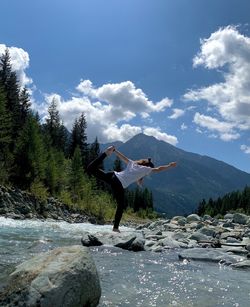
top-left (151, 162), bottom-right (177, 173)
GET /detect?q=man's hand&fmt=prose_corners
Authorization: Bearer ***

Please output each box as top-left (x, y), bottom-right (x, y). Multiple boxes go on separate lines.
top-left (169, 162), bottom-right (177, 167)
top-left (105, 146), bottom-right (115, 156)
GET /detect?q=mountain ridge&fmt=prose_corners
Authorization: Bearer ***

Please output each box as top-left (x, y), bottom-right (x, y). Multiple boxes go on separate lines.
top-left (101, 133), bottom-right (250, 217)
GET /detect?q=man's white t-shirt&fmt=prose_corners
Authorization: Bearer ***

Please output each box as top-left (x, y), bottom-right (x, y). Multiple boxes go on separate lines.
top-left (114, 160), bottom-right (152, 188)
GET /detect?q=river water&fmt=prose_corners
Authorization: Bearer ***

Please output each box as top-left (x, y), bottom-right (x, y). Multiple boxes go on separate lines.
top-left (0, 217), bottom-right (249, 307)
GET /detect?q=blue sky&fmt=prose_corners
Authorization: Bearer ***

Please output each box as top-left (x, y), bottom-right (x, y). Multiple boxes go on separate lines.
top-left (0, 0), bottom-right (250, 173)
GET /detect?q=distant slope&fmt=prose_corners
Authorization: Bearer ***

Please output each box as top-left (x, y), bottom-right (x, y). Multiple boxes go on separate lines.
top-left (101, 134), bottom-right (250, 217)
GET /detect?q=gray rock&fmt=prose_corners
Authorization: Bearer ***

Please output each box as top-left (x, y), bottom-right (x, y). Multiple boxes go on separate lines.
top-left (158, 237), bottom-right (182, 249)
top-left (221, 246), bottom-right (248, 255)
top-left (231, 260), bottom-right (250, 269)
top-left (162, 223), bottom-right (181, 231)
top-left (224, 213), bottom-right (234, 220)
top-left (171, 216), bottom-right (187, 226)
top-left (233, 213), bottom-right (249, 225)
top-left (149, 245), bottom-right (163, 252)
top-left (148, 219), bottom-right (166, 230)
top-left (226, 237), bottom-right (241, 244)
top-left (131, 238), bottom-right (145, 251)
top-left (220, 231), bottom-right (242, 240)
top-left (189, 231), bottom-right (210, 242)
top-left (81, 233), bottom-right (103, 247)
top-left (222, 222), bottom-right (234, 228)
top-left (179, 248), bottom-right (244, 265)
top-left (203, 215), bottom-right (213, 221)
top-left (187, 214), bottom-right (201, 223)
top-left (198, 227), bottom-right (216, 237)
top-left (144, 240), bottom-right (155, 248)
top-left (246, 244), bottom-right (250, 252)
top-left (0, 246), bottom-right (101, 307)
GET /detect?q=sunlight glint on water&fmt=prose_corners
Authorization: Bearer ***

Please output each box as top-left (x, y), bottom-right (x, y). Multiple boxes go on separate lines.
top-left (0, 217), bottom-right (250, 306)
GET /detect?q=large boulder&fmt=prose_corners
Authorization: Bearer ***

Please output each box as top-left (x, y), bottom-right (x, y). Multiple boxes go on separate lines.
top-left (81, 231), bottom-right (145, 252)
top-left (233, 213), bottom-right (249, 225)
top-left (186, 214), bottom-right (201, 223)
top-left (0, 246), bottom-right (101, 307)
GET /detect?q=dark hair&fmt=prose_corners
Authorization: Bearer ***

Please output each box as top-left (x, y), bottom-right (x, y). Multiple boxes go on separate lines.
top-left (136, 158), bottom-right (154, 168)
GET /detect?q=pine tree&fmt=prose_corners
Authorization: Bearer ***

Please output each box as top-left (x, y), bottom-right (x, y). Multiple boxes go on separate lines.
top-left (44, 98), bottom-right (67, 152)
top-left (19, 87), bottom-right (31, 126)
top-left (0, 85), bottom-right (12, 183)
top-left (69, 113), bottom-right (88, 167)
top-left (0, 49), bottom-right (22, 146)
top-left (0, 48), bottom-right (12, 87)
top-left (13, 114), bottom-right (47, 188)
top-left (70, 146), bottom-right (85, 202)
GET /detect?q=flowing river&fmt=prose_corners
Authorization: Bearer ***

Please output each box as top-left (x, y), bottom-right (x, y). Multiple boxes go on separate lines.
top-left (0, 217), bottom-right (249, 307)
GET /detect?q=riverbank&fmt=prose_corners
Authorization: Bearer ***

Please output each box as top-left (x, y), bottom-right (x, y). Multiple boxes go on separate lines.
top-left (0, 185), bottom-right (154, 227)
top-left (0, 185), bottom-right (94, 223)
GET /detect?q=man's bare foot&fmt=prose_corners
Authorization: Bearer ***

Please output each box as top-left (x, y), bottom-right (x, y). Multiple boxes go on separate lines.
top-left (112, 227), bottom-right (120, 233)
top-left (105, 146), bottom-right (115, 156)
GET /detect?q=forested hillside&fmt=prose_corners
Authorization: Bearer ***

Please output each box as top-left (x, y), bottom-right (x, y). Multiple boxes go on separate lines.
top-left (196, 186), bottom-right (250, 217)
top-left (0, 49), bottom-right (155, 221)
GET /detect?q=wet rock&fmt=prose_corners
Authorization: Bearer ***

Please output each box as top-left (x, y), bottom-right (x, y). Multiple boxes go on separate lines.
top-left (149, 245), bottom-right (163, 252)
top-left (220, 231), bottom-right (242, 240)
top-left (189, 231), bottom-right (210, 242)
top-left (171, 216), bottom-right (187, 226)
top-left (231, 260), bottom-right (250, 269)
top-left (224, 213), bottom-right (234, 220)
top-left (130, 238), bottom-right (145, 252)
top-left (198, 226), bottom-right (216, 237)
top-left (203, 215), bottom-right (213, 221)
top-left (0, 246), bottom-right (101, 307)
top-left (81, 233), bottom-right (103, 247)
top-left (226, 237), bottom-right (241, 244)
top-left (187, 214), bottom-right (201, 223)
top-left (222, 222), bottom-right (235, 228)
top-left (233, 213), bottom-right (249, 225)
top-left (178, 248), bottom-right (244, 265)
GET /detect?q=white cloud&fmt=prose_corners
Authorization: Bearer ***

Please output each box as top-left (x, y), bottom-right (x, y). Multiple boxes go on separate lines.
top-left (168, 108), bottom-right (185, 119)
top-left (34, 80), bottom-right (177, 144)
top-left (184, 26), bottom-right (250, 140)
top-left (103, 124), bottom-right (142, 142)
top-left (143, 127), bottom-right (178, 145)
top-left (0, 44), bottom-right (32, 87)
top-left (77, 80), bottom-right (173, 115)
top-left (193, 112), bottom-right (240, 141)
top-left (240, 144), bottom-right (250, 154)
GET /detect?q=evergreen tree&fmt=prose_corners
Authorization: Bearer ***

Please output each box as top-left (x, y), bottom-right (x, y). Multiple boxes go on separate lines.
top-left (45, 149), bottom-right (68, 195)
top-left (0, 49), bottom-right (22, 146)
top-left (70, 146), bottom-right (85, 202)
top-left (69, 113), bottom-right (88, 167)
top-left (13, 114), bottom-right (47, 189)
top-left (44, 98), bottom-right (67, 153)
top-left (0, 48), bottom-right (12, 87)
top-left (0, 85), bottom-right (12, 183)
top-left (19, 87), bottom-right (31, 126)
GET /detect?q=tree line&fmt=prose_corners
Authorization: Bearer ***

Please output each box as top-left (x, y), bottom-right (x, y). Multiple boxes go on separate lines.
top-left (196, 186), bottom-right (250, 217)
top-left (0, 48), bottom-right (156, 220)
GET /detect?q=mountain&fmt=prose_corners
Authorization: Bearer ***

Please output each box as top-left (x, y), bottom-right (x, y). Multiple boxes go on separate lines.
top-left (101, 133), bottom-right (250, 217)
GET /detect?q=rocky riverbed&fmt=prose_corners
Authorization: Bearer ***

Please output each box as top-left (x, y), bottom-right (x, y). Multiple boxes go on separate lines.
top-left (1, 216), bottom-right (250, 306)
top-left (81, 213), bottom-right (250, 269)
